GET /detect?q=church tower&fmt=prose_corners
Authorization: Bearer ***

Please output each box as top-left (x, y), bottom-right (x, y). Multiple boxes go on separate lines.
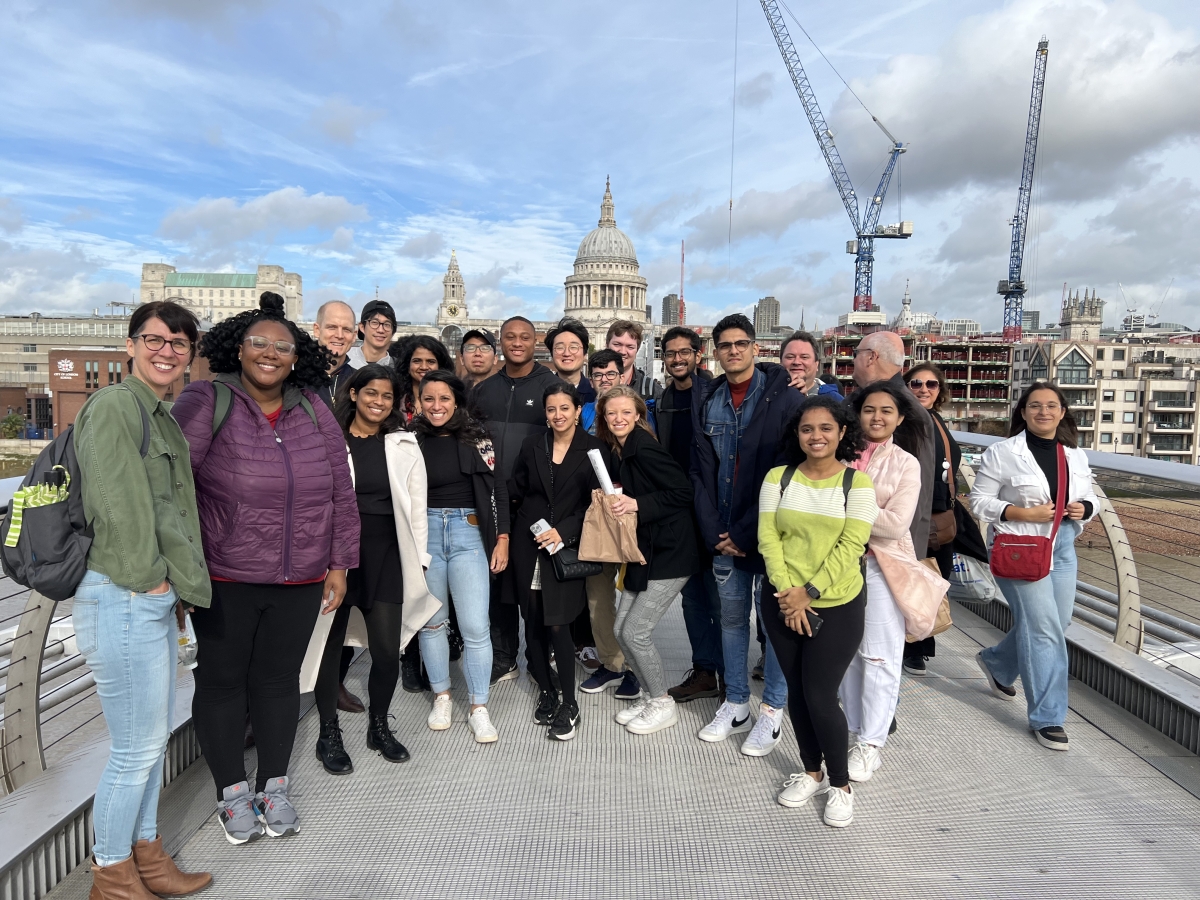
top-left (436, 251), bottom-right (468, 326)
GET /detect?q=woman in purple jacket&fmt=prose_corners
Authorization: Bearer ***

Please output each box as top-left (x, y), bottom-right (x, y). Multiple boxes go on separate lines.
top-left (172, 294), bottom-right (359, 845)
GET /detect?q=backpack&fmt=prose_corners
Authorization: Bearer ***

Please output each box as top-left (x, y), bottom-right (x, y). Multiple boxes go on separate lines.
top-left (0, 389), bottom-right (150, 601)
top-left (210, 380), bottom-right (318, 437)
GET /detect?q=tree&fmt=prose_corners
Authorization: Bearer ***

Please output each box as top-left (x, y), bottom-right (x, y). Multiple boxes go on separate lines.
top-left (1, 413), bottom-right (26, 439)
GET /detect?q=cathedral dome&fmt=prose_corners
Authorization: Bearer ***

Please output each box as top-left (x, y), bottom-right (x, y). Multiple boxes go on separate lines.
top-left (573, 179), bottom-right (638, 267)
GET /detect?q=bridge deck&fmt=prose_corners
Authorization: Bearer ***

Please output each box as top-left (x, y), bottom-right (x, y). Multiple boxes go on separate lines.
top-left (48, 603), bottom-right (1200, 900)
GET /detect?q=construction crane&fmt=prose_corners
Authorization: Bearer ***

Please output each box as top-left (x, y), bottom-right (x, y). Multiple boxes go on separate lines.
top-left (999, 37), bottom-right (1050, 343)
top-left (759, 1), bottom-right (912, 313)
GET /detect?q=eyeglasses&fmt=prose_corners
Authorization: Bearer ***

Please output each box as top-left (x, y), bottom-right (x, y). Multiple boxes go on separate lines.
top-left (364, 318), bottom-right (395, 333)
top-left (462, 343), bottom-right (494, 355)
top-left (592, 370), bottom-right (621, 383)
top-left (715, 339), bottom-right (753, 353)
top-left (853, 348), bottom-right (877, 358)
top-left (1026, 402), bottom-right (1062, 413)
top-left (665, 349), bottom-right (696, 360)
top-left (132, 333), bottom-right (192, 354)
top-left (243, 335), bottom-right (297, 356)
top-left (909, 379), bottom-right (940, 391)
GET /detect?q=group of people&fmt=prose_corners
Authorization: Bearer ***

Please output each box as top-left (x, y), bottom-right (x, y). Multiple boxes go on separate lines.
top-left (72, 292), bottom-right (1095, 896)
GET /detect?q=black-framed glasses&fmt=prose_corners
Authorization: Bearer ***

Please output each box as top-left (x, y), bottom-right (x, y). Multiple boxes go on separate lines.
top-left (243, 335), bottom-right (297, 356)
top-left (364, 317), bottom-right (395, 333)
top-left (592, 369), bottom-right (621, 383)
top-left (665, 349), bottom-right (696, 360)
top-left (909, 379), bottom-right (939, 390)
top-left (132, 333), bottom-right (192, 354)
top-left (715, 339), bottom-right (753, 353)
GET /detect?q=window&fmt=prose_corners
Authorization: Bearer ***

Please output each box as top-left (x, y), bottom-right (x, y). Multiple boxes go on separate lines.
top-left (1114, 349), bottom-right (1125, 361)
top-left (1122, 433), bottom-right (1134, 445)
top-left (21, 344), bottom-right (35, 353)
top-left (1022, 349), bottom-right (1030, 361)
top-left (107, 361), bottom-right (122, 385)
top-left (85, 360), bottom-right (98, 389)
top-left (1122, 412), bottom-right (1135, 423)
top-left (1101, 411), bottom-right (1113, 422)
top-left (1102, 390), bottom-right (1115, 402)
top-left (1096, 349), bottom-right (1105, 360)
top-left (22, 363), bottom-right (37, 373)
top-left (1056, 349), bottom-right (1091, 384)
top-left (1112, 370), bottom-right (1125, 379)
top-left (1100, 433), bottom-right (1113, 444)
top-left (1125, 391), bottom-right (1137, 402)
top-left (1152, 390), bottom-right (1187, 407)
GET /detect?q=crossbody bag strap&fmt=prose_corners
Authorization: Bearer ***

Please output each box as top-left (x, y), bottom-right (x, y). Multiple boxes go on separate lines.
top-left (543, 433), bottom-right (556, 526)
top-left (936, 418), bottom-right (955, 507)
top-left (1049, 443), bottom-right (1068, 542)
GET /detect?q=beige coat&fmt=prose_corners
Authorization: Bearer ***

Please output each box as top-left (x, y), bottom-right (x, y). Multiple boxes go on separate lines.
top-left (861, 439), bottom-right (949, 640)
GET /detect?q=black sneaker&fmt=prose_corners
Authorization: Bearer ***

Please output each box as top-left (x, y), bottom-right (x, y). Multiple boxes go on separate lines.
top-left (447, 622), bottom-right (464, 662)
top-left (975, 651), bottom-right (1016, 700)
top-left (668, 667), bottom-right (721, 703)
top-left (614, 670), bottom-right (642, 700)
top-left (902, 656), bottom-right (927, 677)
top-left (366, 714), bottom-right (411, 763)
top-left (751, 656), bottom-right (765, 681)
top-left (1035, 726), bottom-right (1069, 751)
top-left (889, 716), bottom-right (898, 736)
top-left (547, 702), bottom-right (580, 741)
top-left (402, 655), bottom-right (430, 693)
top-left (315, 717), bottom-right (354, 775)
top-left (534, 689), bottom-right (560, 726)
top-left (490, 661), bottom-right (518, 685)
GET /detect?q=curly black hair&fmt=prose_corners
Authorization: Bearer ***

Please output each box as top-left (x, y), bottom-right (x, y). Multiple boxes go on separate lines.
top-left (410, 370), bottom-right (490, 445)
top-left (851, 380), bottom-right (928, 460)
top-left (395, 335), bottom-right (454, 399)
top-left (333, 364), bottom-right (406, 438)
top-left (199, 292), bottom-right (332, 391)
top-left (780, 394), bottom-right (866, 465)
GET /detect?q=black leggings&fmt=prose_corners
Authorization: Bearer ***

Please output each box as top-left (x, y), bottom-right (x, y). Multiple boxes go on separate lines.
top-left (315, 601), bottom-right (405, 720)
top-left (525, 597), bottom-right (577, 707)
top-left (191, 580), bottom-right (322, 797)
top-left (761, 584), bottom-right (865, 788)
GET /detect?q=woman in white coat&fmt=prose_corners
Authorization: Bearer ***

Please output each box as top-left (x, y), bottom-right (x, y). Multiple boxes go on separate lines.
top-left (312, 364), bottom-right (441, 774)
top-left (841, 381), bottom-right (949, 783)
top-left (971, 382), bottom-right (1097, 751)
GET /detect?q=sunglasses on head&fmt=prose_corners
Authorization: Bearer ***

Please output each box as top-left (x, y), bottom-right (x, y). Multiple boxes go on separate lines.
top-left (909, 379), bottom-right (939, 390)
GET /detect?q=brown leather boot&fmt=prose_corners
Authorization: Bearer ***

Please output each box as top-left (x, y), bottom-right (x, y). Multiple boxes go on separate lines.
top-left (88, 855), bottom-right (159, 900)
top-left (133, 836), bottom-right (212, 895)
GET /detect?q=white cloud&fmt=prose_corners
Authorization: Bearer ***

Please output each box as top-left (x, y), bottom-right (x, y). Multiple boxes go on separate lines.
top-left (685, 182), bottom-right (841, 250)
top-left (0, 198), bottom-right (22, 233)
top-left (396, 230), bottom-right (447, 259)
top-left (310, 96), bottom-right (383, 146)
top-left (737, 71), bottom-right (775, 109)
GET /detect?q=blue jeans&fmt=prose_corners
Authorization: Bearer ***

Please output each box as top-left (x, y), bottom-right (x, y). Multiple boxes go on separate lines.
top-left (681, 567), bottom-right (723, 675)
top-left (420, 509), bottom-right (493, 705)
top-left (713, 557), bottom-right (787, 708)
top-left (981, 522), bottom-right (1080, 730)
top-left (73, 570), bottom-right (177, 866)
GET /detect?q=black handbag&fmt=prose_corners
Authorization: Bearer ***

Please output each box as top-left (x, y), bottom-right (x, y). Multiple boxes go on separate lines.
top-left (544, 435), bottom-right (603, 582)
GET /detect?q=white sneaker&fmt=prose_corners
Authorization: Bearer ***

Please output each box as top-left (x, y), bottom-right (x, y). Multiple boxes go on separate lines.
top-left (740, 703), bottom-right (784, 757)
top-left (847, 742), bottom-right (882, 783)
top-left (615, 694), bottom-right (649, 726)
top-left (698, 701), bottom-right (753, 743)
top-left (467, 707), bottom-right (498, 743)
top-left (823, 786), bottom-right (854, 827)
top-left (777, 772), bottom-right (828, 808)
top-left (626, 697), bottom-right (679, 735)
top-left (427, 694), bottom-right (452, 731)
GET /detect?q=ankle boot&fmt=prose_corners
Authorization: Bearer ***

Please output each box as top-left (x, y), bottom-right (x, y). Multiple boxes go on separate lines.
top-left (88, 855), bottom-right (160, 900)
top-left (316, 717), bottom-right (354, 775)
top-left (366, 714), bottom-right (411, 763)
top-left (132, 836), bottom-right (212, 895)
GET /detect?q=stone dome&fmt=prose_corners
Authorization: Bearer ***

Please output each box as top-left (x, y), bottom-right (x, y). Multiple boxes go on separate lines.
top-left (574, 179), bottom-right (638, 266)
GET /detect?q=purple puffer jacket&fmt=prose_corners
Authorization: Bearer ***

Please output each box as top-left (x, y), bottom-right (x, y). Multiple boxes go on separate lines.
top-left (171, 376), bottom-right (359, 583)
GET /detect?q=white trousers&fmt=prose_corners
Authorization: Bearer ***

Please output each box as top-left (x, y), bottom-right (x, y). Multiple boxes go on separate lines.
top-left (839, 558), bottom-right (907, 747)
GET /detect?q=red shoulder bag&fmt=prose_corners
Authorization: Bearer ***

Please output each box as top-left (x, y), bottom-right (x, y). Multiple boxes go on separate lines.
top-left (989, 443), bottom-right (1066, 582)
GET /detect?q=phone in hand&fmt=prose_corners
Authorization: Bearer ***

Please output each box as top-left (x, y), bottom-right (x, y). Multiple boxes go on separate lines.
top-left (530, 518), bottom-right (563, 554)
top-left (778, 607), bottom-right (824, 637)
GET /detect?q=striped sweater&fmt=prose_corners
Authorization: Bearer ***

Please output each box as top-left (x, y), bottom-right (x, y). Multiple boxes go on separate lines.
top-left (757, 465), bottom-right (879, 608)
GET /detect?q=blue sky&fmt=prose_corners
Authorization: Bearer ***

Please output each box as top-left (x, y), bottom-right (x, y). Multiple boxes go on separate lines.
top-left (2, 0), bottom-right (1198, 331)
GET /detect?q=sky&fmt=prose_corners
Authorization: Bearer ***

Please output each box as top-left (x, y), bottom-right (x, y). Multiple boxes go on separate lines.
top-left (2, 0), bottom-right (1199, 332)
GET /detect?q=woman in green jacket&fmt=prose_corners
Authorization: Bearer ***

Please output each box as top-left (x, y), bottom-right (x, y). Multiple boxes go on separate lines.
top-left (73, 301), bottom-right (212, 900)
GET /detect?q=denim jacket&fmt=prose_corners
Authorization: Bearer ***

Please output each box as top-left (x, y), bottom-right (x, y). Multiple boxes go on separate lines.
top-left (703, 368), bottom-right (765, 527)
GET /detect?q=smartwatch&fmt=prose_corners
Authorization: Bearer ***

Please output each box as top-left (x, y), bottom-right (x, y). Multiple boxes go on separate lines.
top-left (804, 582), bottom-right (821, 601)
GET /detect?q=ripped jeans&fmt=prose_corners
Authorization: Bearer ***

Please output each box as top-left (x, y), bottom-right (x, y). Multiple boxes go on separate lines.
top-left (713, 557), bottom-right (788, 709)
top-left (838, 558), bottom-right (906, 746)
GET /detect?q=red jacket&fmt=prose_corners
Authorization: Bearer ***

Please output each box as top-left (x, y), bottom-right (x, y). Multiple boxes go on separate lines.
top-left (172, 376), bottom-right (359, 583)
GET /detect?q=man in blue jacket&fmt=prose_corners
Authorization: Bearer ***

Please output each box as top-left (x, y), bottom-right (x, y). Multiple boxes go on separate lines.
top-left (690, 314), bottom-right (805, 758)
top-left (780, 329), bottom-right (843, 400)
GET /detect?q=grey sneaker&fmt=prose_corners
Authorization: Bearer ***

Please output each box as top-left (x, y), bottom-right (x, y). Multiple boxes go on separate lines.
top-left (254, 776), bottom-right (300, 837)
top-left (218, 781), bottom-right (264, 845)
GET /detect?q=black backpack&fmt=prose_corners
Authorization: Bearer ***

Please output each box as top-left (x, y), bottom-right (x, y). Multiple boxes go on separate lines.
top-left (0, 389), bottom-right (149, 601)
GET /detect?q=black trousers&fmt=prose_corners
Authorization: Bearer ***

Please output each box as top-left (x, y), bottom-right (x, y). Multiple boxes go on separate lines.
top-left (191, 580), bottom-right (322, 797)
top-left (761, 584), bottom-right (865, 788)
top-left (314, 602), bottom-right (404, 720)
top-left (525, 594), bottom-right (577, 706)
top-left (490, 578), bottom-right (522, 669)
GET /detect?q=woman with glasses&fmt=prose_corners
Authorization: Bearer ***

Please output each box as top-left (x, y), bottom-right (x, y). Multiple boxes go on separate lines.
top-left (172, 293), bottom-right (360, 844)
top-left (396, 335), bottom-right (454, 424)
top-left (971, 383), bottom-right (1097, 751)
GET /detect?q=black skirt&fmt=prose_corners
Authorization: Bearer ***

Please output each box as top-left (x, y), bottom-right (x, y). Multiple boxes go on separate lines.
top-left (347, 513), bottom-right (402, 611)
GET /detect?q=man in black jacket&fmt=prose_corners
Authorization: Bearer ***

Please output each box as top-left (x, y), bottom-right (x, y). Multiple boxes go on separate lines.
top-left (311, 300), bottom-right (359, 411)
top-left (472, 316), bottom-right (562, 682)
top-left (656, 327), bottom-right (723, 703)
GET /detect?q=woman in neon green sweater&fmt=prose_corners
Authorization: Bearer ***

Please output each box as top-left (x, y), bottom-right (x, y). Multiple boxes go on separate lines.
top-left (757, 395), bottom-right (878, 828)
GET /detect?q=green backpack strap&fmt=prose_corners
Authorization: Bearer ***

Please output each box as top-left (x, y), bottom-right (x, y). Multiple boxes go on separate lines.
top-left (211, 381), bottom-right (318, 439)
top-left (298, 394), bottom-right (319, 429)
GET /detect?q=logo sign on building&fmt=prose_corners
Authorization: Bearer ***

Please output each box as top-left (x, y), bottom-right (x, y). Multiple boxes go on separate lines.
top-left (57, 359), bottom-right (74, 372)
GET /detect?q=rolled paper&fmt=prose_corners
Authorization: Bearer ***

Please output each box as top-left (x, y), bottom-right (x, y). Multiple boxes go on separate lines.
top-left (588, 448), bottom-right (617, 495)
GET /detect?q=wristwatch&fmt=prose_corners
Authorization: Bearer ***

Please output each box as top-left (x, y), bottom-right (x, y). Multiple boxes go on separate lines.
top-left (804, 582), bottom-right (821, 601)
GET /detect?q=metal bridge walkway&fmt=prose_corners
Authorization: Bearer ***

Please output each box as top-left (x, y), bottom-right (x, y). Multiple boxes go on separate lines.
top-left (45, 602), bottom-right (1200, 900)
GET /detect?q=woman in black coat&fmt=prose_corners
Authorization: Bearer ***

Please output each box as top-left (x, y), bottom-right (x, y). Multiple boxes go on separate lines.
top-left (507, 382), bottom-right (608, 741)
top-left (597, 386), bottom-right (699, 737)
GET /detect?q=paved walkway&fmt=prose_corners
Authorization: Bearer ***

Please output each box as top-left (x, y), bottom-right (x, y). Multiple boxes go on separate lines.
top-left (50, 603), bottom-right (1200, 899)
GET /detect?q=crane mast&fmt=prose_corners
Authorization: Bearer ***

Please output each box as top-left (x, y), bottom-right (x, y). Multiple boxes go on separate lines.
top-left (1000, 38), bottom-right (1050, 343)
top-left (759, 1), bottom-right (911, 313)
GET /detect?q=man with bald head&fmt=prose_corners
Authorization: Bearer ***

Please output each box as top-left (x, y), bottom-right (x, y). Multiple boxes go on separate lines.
top-left (852, 331), bottom-right (936, 554)
top-left (313, 300), bottom-right (360, 409)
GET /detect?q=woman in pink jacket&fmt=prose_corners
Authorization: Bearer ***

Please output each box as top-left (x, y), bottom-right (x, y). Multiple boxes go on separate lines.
top-left (841, 381), bottom-right (948, 784)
